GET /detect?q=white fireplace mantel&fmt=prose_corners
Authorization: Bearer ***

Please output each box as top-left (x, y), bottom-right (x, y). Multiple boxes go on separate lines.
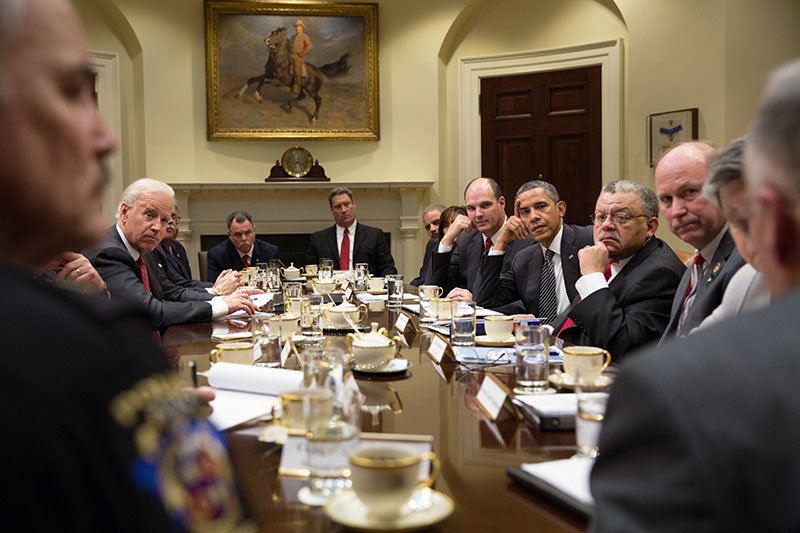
top-left (168, 181), bottom-right (436, 279)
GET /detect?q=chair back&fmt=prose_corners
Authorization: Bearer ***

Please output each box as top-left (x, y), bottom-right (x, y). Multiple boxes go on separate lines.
top-left (199, 251), bottom-right (209, 282)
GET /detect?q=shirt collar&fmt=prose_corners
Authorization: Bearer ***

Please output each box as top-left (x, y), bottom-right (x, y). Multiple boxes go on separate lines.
top-left (697, 224), bottom-right (729, 263)
top-left (541, 223), bottom-right (565, 256)
top-left (236, 243), bottom-right (254, 260)
top-left (115, 224), bottom-right (140, 261)
top-left (337, 220), bottom-right (357, 236)
top-left (609, 254), bottom-right (634, 278)
top-left (485, 217), bottom-right (508, 246)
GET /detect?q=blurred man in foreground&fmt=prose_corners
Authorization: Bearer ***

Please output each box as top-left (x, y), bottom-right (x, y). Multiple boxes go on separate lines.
top-left (590, 60), bottom-right (800, 531)
top-left (0, 1), bottom-right (245, 529)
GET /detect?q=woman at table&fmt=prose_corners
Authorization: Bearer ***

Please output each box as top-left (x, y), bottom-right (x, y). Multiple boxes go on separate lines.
top-left (423, 205), bottom-right (466, 285)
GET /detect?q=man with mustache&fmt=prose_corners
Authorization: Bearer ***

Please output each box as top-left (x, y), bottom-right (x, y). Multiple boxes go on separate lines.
top-left (655, 141), bottom-right (745, 338)
top-left (553, 180), bottom-right (685, 360)
top-left (474, 180), bottom-right (594, 320)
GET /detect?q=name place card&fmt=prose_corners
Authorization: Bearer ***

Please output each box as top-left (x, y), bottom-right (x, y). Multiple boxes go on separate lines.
top-left (394, 312), bottom-right (410, 332)
top-left (280, 339), bottom-right (291, 367)
top-left (427, 335), bottom-right (448, 363)
top-left (474, 373), bottom-right (520, 422)
top-left (344, 287), bottom-right (354, 301)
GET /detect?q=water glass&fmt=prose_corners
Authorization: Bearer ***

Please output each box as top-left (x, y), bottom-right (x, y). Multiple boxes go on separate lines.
top-left (283, 281), bottom-right (303, 314)
top-left (301, 294), bottom-right (324, 341)
top-left (515, 320), bottom-right (549, 393)
top-left (267, 266), bottom-right (282, 292)
top-left (254, 333), bottom-right (282, 368)
top-left (575, 389), bottom-right (607, 461)
top-left (251, 269), bottom-right (266, 291)
top-left (450, 300), bottom-right (476, 346)
top-left (319, 258), bottom-right (334, 280)
top-left (418, 285), bottom-right (442, 324)
top-left (354, 263), bottom-right (370, 292)
top-left (386, 274), bottom-right (404, 310)
top-left (268, 259), bottom-right (282, 269)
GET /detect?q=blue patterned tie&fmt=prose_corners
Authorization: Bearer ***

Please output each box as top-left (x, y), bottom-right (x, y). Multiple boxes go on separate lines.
top-left (539, 249), bottom-right (558, 323)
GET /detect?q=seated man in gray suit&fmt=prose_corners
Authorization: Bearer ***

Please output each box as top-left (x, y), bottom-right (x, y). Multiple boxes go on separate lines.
top-left (207, 210), bottom-right (279, 281)
top-left (410, 203), bottom-right (445, 286)
top-left (474, 180), bottom-right (594, 321)
top-left (590, 60), bottom-right (800, 532)
top-left (306, 187), bottom-right (397, 276)
top-left (91, 179), bottom-right (258, 331)
top-left (431, 177), bottom-right (533, 302)
top-left (553, 180), bottom-right (685, 360)
top-left (153, 205), bottom-right (240, 293)
top-left (655, 141), bottom-right (745, 339)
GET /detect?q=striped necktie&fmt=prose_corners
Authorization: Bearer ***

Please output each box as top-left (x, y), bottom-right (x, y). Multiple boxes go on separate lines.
top-left (538, 249), bottom-right (558, 323)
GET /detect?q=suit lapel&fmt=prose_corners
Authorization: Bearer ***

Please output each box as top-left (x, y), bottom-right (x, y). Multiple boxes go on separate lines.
top-left (352, 223), bottom-right (365, 260)
top-left (326, 226), bottom-right (340, 265)
top-left (696, 229), bottom-right (734, 299)
top-left (165, 246), bottom-right (188, 278)
top-left (609, 236), bottom-right (659, 290)
top-left (226, 240), bottom-right (244, 271)
top-left (468, 231), bottom-right (483, 283)
top-left (560, 225), bottom-right (583, 300)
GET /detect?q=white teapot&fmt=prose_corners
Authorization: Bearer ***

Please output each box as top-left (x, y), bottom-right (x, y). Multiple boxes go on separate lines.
top-left (281, 263), bottom-right (304, 280)
top-left (346, 322), bottom-right (403, 370)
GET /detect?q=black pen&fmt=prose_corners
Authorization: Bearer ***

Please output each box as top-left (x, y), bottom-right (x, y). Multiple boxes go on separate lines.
top-left (189, 360), bottom-right (198, 387)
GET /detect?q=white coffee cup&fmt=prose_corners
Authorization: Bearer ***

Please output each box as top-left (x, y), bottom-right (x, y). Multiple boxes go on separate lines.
top-left (279, 313), bottom-right (300, 342)
top-left (367, 277), bottom-right (385, 291)
top-left (209, 341), bottom-right (255, 365)
top-left (349, 444), bottom-right (440, 520)
top-left (483, 315), bottom-right (513, 341)
top-left (271, 388), bottom-right (333, 432)
top-left (562, 345), bottom-right (611, 385)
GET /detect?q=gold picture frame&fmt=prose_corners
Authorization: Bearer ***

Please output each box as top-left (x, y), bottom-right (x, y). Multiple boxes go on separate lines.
top-left (205, 1), bottom-right (379, 141)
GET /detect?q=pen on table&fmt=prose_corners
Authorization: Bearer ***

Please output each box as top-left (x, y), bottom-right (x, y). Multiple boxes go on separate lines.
top-left (189, 360), bottom-right (198, 387)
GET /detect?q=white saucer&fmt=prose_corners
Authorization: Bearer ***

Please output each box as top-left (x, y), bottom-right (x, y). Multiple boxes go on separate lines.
top-left (513, 386), bottom-right (557, 395)
top-left (353, 358), bottom-right (411, 374)
top-left (549, 372), bottom-right (613, 391)
top-left (324, 488), bottom-right (454, 531)
top-left (367, 289), bottom-right (388, 295)
top-left (297, 486), bottom-right (330, 507)
top-left (475, 334), bottom-right (515, 347)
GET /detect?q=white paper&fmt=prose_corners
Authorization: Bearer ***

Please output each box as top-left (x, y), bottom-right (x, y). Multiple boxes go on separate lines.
top-left (427, 336), bottom-right (447, 363)
top-left (520, 456), bottom-right (596, 506)
top-left (394, 312), bottom-right (409, 332)
top-left (280, 340), bottom-right (291, 367)
top-left (514, 393), bottom-right (577, 417)
top-left (476, 376), bottom-right (506, 420)
top-left (209, 390), bottom-right (278, 431)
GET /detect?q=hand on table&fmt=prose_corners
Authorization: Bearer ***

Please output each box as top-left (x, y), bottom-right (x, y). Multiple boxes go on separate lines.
top-left (446, 288), bottom-right (473, 301)
top-left (222, 292), bottom-right (258, 315)
top-left (213, 270), bottom-right (241, 295)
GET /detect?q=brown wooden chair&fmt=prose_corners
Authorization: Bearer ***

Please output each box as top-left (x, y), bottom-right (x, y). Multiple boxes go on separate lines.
top-left (673, 249), bottom-right (693, 267)
top-left (198, 251), bottom-right (208, 282)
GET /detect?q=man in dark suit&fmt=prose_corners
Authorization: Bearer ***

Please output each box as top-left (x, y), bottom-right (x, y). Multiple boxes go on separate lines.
top-left (91, 179), bottom-right (258, 331)
top-left (154, 205), bottom-right (240, 293)
top-left (553, 180), bottom-right (685, 360)
top-left (411, 203), bottom-right (445, 286)
top-left (0, 1), bottom-right (246, 529)
top-left (590, 60), bottom-right (800, 531)
top-left (475, 181), bottom-right (594, 320)
top-left (306, 187), bottom-right (397, 276)
top-left (655, 141), bottom-right (745, 339)
top-left (430, 177), bottom-right (533, 301)
top-left (206, 210), bottom-right (279, 281)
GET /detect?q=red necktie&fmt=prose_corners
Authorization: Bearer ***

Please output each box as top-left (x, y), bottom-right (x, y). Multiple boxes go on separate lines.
top-left (137, 256), bottom-right (150, 291)
top-left (557, 265), bottom-right (612, 338)
top-left (340, 228), bottom-right (350, 270)
top-left (683, 254), bottom-right (705, 299)
top-left (485, 238), bottom-right (493, 251)
top-left (242, 254), bottom-right (250, 268)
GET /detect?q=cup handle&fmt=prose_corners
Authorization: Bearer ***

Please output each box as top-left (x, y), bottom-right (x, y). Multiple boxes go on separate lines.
top-left (345, 333), bottom-right (357, 357)
top-left (378, 327), bottom-right (389, 337)
top-left (209, 349), bottom-right (220, 364)
top-left (356, 304), bottom-right (367, 324)
top-left (601, 350), bottom-right (611, 371)
top-left (436, 287), bottom-right (443, 297)
top-left (390, 336), bottom-right (403, 358)
top-left (387, 384), bottom-right (403, 414)
top-left (417, 451), bottom-right (440, 489)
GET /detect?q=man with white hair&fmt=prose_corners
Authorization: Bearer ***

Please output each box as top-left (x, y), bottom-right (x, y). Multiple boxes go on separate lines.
top-left (589, 60), bottom-right (800, 531)
top-left (90, 178), bottom-right (258, 330)
top-left (0, 0), bottom-right (246, 530)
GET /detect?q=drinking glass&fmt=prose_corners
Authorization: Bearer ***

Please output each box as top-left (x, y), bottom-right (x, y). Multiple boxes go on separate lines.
top-left (575, 370), bottom-right (611, 458)
top-left (267, 267), bottom-right (282, 292)
top-left (283, 281), bottom-right (303, 315)
top-left (450, 300), bottom-right (476, 346)
top-left (251, 269), bottom-right (266, 291)
top-left (418, 285), bottom-right (442, 324)
top-left (514, 320), bottom-right (549, 393)
top-left (268, 258), bottom-right (282, 269)
top-left (386, 274), bottom-right (404, 310)
top-left (301, 294), bottom-right (324, 342)
top-left (252, 312), bottom-right (281, 367)
top-left (319, 258), bottom-right (334, 280)
top-left (354, 263), bottom-right (370, 292)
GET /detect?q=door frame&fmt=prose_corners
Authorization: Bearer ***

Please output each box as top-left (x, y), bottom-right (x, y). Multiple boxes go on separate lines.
top-left (458, 39), bottom-right (622, 197)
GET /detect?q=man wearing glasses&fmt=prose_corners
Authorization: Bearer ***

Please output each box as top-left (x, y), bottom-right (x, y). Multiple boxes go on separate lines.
top-left (553, 180), bottom-right (685, 360)
top-left (655, 141), bottom-right (745, 339)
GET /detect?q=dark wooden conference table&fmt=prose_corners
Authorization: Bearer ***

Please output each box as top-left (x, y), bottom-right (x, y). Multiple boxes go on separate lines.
top-left (164, 305), bottom-right (588, 532)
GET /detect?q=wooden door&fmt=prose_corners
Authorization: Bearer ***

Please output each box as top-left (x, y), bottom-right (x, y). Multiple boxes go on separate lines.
top-left (481, 66), bottom-right (601, 225)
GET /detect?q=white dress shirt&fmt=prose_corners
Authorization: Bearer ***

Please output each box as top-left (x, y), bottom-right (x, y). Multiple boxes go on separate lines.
top-left (575, 253), bottom-right (634, 300)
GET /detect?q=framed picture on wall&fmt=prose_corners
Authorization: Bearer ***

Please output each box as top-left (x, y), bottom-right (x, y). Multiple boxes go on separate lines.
top-left (205, 1), bottom-right (379, 141)
top-left (648, 108), bottom-right (698, 166)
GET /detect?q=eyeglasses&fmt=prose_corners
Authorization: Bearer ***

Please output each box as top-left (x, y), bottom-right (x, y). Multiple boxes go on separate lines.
top-left (590, 212), bottom-right (646, 226)
top-left (170, 215), bottom-right (181, 223)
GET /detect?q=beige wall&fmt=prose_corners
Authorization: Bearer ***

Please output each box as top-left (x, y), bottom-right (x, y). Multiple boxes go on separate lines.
top-left (76, 0), bottom-right (800, 261)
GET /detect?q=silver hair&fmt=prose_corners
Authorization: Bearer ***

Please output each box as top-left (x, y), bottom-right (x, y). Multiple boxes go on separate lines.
top-left (600, 180), bottom-right (659, 218)
top-left (328, 187), bottom-right (354, 206)
top-left (703, 137), bottom-right (746, 209)
top-left (516, 180), bottom-right (560, 203)
top-left (423, 204), bottom-right (446, 217)
top-left (0, 0), bottom-right (26, 96)
top-left (116, 178), bottom-right (175, 219)
top-left (751, 59), bottom-right (800, 195)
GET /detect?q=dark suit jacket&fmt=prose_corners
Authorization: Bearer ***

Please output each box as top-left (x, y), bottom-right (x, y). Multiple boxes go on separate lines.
top-left (590, 289), bottom-right (800, 532)
top-left (0, 267), bottom-right (184, 531)
top-left (153, 242), bottom-right (211, 290)
top-left (89, 227), bottom-right (213, 330)
top-left (475, 224), bottom-right (594, 316)
top-left (306, 223), bottom-right (397, 276)
top-left (555, 237), bottom-right (685, 361)
top-left (206, 238), bottom-right (279, 281)
top-left (428, 229), bottom-right (535, 297)
top-left (410, 239), bottom-right (437, 287)
top-left (661, 229), bottom-right (745, 340)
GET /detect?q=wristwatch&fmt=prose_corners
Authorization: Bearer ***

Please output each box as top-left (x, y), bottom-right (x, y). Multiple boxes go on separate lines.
top-left (212, 287), bottom-right (223, 296)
